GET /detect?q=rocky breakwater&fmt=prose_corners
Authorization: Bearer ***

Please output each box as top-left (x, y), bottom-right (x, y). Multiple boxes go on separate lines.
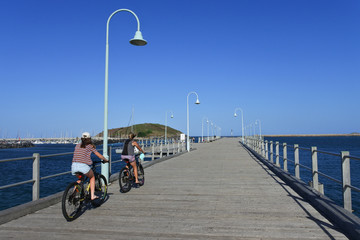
top-left (0, 141), bottom-right (34, 149)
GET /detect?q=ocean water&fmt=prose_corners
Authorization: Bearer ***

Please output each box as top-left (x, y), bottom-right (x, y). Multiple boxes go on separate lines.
top-left (1, 136), bottom-right (360, 218)
top-left (264, 136), bottom-right (360, 217)
top-left (0, 143), bottom-right (125, 211)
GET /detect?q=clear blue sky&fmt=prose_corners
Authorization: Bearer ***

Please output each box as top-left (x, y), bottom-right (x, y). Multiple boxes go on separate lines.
top-left (1, 0), bottom-right (359, 138)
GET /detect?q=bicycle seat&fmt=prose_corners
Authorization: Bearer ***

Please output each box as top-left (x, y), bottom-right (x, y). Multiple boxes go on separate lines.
top-left (122, 158), bottom-right (130, 163)
top-left (75, 172), bottom-right (85, 180)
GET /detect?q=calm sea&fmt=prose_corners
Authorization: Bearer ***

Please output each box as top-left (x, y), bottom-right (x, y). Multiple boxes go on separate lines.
top-left (264, 136), bottom-right (360, 217)
top-left (0, 143), bottom-right (125, 211)
top-left (1, 136), bottom-right (360, 218)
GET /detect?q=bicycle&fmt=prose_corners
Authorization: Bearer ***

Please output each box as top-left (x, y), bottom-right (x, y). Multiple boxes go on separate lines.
top-left (62, 160), bottom-right (108, 221)
top-left (118, 155), bottom-right (145, 193)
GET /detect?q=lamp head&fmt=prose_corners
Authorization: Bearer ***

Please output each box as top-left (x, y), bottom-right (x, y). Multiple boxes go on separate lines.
top-left (171, 114), bottom-right (174, 118)
top-left (234, 113), bottom-right (237, 117)
top-left (130, 30), bottom-right (147, 46)
top-left (195, 98), bottom-right (200, 105)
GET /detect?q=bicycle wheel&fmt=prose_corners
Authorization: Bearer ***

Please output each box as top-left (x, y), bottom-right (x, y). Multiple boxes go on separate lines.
top-left (119, 166), bottom-right (132, 193)
top-left (62, 182), bottom-right (83, 221)
top-left (95, 174), bottom-right (108, 202)
top-left (137, 163), bottom-right (145, 186)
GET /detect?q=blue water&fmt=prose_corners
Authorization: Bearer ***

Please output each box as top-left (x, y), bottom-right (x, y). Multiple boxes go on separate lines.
top-left (0, 143), bottom-right (126, 211)
top-left (1, 136), bottom-right (360, 218)
top-left (264, 136), bottom-right (360, 217)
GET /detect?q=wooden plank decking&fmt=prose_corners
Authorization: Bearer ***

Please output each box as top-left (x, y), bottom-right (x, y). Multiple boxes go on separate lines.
top-left (0, 138), bottom-right (348, 239)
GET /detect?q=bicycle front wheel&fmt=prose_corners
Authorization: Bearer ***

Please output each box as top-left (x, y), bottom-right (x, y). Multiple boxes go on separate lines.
top-left (119, 167), bottom-right (132, 193)
top-left (62, 182), bottom-right (83, 221)
top-left (137, 163), bottom-right (145, 186)
top-left (95, 174), bottom-right (108, 202)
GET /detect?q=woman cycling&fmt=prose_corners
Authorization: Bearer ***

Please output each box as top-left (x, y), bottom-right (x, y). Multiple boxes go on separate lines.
top-left (71, 132), bottom-right (108, 200)
top-left (121, 132), bottom-right (145, 187)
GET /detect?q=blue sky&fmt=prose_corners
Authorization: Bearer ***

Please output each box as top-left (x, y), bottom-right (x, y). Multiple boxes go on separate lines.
top-left (1, 0), bottom-right (359, 138)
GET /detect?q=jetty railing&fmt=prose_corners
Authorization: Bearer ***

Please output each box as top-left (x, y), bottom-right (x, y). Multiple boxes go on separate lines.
top-left (0, 139), bottom-right (186, 206)
top-left (244, 137), bottom-right (360, 213)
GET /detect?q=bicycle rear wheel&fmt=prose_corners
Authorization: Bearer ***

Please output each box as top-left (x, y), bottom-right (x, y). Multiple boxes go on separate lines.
top-left (137, 163), bottom-right (145, 186)
top-left (62, 182), bottom-right (83, 221)
top-left (95, 174), bottom-right (108, 202)
top-left (119, 166), bottom-right (132, 193)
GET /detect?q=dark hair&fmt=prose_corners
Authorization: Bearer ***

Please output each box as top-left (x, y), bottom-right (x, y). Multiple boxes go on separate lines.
top-left (80, 137), bottom-right (93, 148)
top-left (128, 132), bottom-right (136, 140)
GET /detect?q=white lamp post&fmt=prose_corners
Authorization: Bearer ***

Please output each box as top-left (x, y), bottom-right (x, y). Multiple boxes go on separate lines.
top-left (165, 111), bottom-right (174, 143)
top-left (102, 9), bottom-right (147, 181)
top-left (234, 107), bottom-right (244, 143)
top-left (255, 119), bottom-right (262, 140)
top-left (201, 116), bottom-right (208, 143)
top-left (186, 91), bottom-right (200, 151)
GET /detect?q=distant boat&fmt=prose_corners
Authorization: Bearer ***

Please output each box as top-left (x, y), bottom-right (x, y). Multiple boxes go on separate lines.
top-left (33, 140), bottom-right (44, 144)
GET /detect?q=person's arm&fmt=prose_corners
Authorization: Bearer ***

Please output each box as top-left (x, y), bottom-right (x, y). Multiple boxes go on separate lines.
top-left (94, 151), bottom-right (108, 162)
top-left (132, 141), bottom-right (145, 153)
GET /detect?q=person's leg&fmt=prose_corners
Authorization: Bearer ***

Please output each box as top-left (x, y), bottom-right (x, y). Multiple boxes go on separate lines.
top-left (85, 169), bottom-right (97, 200)
top-left (130, 161), bottom-right (139, 183)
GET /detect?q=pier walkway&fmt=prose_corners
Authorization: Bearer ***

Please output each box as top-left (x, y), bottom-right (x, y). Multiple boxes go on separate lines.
top-left (0, 138), bottom-right (349, 239)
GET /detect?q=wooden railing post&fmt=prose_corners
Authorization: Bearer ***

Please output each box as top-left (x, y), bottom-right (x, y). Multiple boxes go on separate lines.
top-left (283, 143), bottom-right (287, 172)
top-left (32, 153), bottom-right (40, 201)
top-left (311, 147), bottom-right (319, 192)
top-left (270, 141), bottom-right (273, 163)
top-left (160, 142), bottom-right (163, 158)
top-left (275, 142), bottom-right (280, 167)
top-left (341, 151), bottom-right (352, 212)
top-left (265, 140), bottom-right (268, 160)
top-left (108, 146), bottom-right (112, 174)
top-left (152, 143), bottom-right (155, 161)
top-left (294, 144), bottom-right (300, 179)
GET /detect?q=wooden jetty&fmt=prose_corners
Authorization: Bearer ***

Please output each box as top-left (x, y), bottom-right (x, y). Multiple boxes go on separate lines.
top-left (0, 138), bottom-right (355, 239)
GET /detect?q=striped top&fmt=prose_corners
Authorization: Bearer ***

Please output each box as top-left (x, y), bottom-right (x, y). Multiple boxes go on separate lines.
top-left (72, 143), bottom-right (98, 165)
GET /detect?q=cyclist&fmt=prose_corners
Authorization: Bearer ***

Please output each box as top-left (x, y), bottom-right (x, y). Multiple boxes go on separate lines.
top-left (121, 132), bottom-right (145, 187)
top-left (71, 132), bottom-right (108, 200)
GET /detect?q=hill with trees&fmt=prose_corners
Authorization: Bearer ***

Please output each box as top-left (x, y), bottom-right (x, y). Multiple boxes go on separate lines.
top-left (96, 123), bottom-right (183, 138)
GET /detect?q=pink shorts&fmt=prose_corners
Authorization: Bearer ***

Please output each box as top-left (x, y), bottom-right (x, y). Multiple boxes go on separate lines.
top-left (121, 155), bottom-right (135, 163)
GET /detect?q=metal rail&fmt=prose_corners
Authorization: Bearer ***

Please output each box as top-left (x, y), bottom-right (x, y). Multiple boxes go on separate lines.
top-left (245, 136), bottom-right (359, 213)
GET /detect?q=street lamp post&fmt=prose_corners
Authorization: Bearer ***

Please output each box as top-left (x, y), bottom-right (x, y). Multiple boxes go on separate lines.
top-left (234, 107), bottom-right (244, 143)
top-left (102, 9), bottom-right (147, 182)
top-left (187, 91), bottom-right (200, 152)
top-left (255, 119), bottom-right (262, 139)
top-left (202, 116), bottom-right (208, 143)
top-left (165, 111), bottom-right (174, 143)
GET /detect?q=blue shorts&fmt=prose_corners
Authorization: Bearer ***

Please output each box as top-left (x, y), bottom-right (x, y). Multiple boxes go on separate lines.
top-left (71, 162), bottom-right (91, 175)
top-left (121, 155), bottom-right (135, 163)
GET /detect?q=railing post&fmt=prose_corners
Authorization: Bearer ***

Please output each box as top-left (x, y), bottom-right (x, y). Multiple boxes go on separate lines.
top-left (108, 146), bottom-right (112, 174)
top-left (294, 144), bottom-right (300, 179)
top-left (311, 146), bottom-right (319, 192)
top-left (167, 142), bottom-right (170, 156)
top-left (32, 153), bottom-right (40, 201)
top-left (270, 141), bottom-right (273, 163)
top-left (341, 151), bottom-right (352, 212)
top-left (160, 142), bottom-right (163, 158)
top-left (275, 142), bottom-right (280, 167)
top-left (152, 143), bottom-right (155, 161)
top-left (283, 143), bottom-right (287, 172)
top-left (265, 140), bottom-right (268, 160)
top-left (262, 140), bottom-right (265, 157)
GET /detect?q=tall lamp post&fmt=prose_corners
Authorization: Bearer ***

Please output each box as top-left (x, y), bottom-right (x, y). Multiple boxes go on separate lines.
top-left (202, 116), bottom-right (208, 143)
top-left (165, 111), bottom-right (174, 143)
top-left (234, 107), bottom-right (244, 143)
top-left (102, 9), bottom-right (147, 181)
top-left (255, 119), bottom-right (262, 139)
top-left (187, 91), bottom-right (200, 151)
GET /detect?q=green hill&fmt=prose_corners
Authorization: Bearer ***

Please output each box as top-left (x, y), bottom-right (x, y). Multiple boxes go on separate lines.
top-left (97, 123), bottom-right (183, 138)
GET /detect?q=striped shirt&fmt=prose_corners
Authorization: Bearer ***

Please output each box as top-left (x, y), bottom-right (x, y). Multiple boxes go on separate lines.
top-left (72, 143), bottom-right (98, 165)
